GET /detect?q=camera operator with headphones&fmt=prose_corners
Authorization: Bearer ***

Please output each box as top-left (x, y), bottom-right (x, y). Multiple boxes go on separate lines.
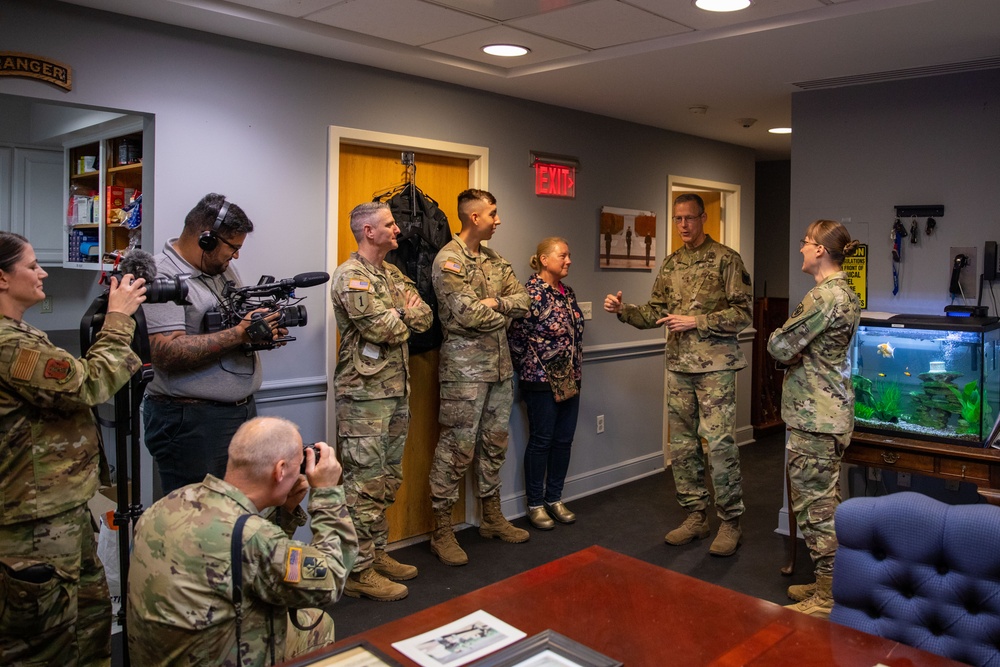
top-left (143, 193), bottom-right (285, 496)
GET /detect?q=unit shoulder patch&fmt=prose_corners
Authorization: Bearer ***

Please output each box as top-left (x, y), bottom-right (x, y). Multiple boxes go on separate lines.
top-left (301, 555), bottom-right (328, 580)
top-left (44, 358), bottom-right (72, 381)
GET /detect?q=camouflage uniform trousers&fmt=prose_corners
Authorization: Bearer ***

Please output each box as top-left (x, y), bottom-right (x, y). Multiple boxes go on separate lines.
top-left (337, 395), bottom-right (409, 572)
top-left (430, 379), bottom-right (513, 513)
top-left (0, 504), bottom-right (111, 667)
top-left (666, 369), bottom-right (744, 520)
top-left (787, 428), bottom-right (850, 578)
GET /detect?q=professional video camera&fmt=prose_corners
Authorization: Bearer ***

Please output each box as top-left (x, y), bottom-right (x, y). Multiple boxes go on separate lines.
top-left (204, 271), bottom-right (330, 352)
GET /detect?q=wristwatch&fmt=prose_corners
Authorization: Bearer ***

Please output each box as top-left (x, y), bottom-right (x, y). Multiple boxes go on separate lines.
top-left (395, 307), bottom-right (406, 321)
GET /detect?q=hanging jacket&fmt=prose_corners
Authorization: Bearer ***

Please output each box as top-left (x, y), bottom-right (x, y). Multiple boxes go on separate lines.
top-left (377, 184), bottom-right (452, 353)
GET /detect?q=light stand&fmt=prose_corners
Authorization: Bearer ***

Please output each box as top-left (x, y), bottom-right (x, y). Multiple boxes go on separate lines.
top-left (80, 296), bottom-right (153, 667)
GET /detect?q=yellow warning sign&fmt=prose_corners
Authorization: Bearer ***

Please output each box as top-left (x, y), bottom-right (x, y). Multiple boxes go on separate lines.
top-left (842, 244), bottom-right (867, 309)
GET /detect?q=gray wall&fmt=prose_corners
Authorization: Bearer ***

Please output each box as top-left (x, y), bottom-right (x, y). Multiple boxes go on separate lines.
top-left (790, 70), bottom-right (1000, 315)
top-left (754, 160), bottom-right (790, 300)
top-left (0, 0), bottom-right (756, 513)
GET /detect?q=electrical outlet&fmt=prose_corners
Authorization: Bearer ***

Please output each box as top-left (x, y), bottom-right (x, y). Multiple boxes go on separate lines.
top-left (867, 467), bottom-right (882, 482)
top-left (897, 472), bottom-right (911, 488)
top-left (40, 297), bottom-right (53, 313)
top-left (596, 414), bottom-right (605, 434)
top-left (579, 301), bottom-right (593, 320)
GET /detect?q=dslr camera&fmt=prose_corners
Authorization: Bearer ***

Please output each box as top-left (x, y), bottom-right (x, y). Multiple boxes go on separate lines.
top-left (300, 443), bottom-right (320, 474)
top-left (204, 272), bottom-right (330, 352)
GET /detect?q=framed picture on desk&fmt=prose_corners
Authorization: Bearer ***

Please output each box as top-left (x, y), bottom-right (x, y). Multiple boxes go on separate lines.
top-left (472, 630), bottom-right (622, 667)
top-left (281, 639), bottom-right (401, 667)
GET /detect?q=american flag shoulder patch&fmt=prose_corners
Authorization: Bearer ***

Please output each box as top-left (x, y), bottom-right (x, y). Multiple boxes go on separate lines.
top-left (11, 348), bottom-right (40, 381)
top-left (442, 260), bottom-right (462, 274)
top-left (348, 279), bottom-right (370, 291)
top-left (284, 546), bottom-right (303, 583)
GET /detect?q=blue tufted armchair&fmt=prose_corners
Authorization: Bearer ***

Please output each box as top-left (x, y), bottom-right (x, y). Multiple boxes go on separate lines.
top-left (830, 491), bottom-right (1000, 667)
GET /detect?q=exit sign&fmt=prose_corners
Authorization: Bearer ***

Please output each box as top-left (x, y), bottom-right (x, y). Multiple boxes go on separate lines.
top-left (534, 162), bottom-right (576, 198)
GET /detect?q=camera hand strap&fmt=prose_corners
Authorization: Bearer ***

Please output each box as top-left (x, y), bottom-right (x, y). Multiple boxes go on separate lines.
top-left (231, 513), bottom-right (277, 666)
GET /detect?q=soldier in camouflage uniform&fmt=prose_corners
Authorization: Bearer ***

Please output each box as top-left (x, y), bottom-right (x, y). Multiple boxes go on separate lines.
top-left (0, 232), bottom-right (147, 666)
top-left (428, 189), bottom-right (531, 566)
top-left (331, 202), bottom-right (432, 601)
top-left (604, 194), bottom-right (753, 557)
top-left (767, 220), bottom-right (862, 618)
top-left (127, 416), bottom-right (358, 666)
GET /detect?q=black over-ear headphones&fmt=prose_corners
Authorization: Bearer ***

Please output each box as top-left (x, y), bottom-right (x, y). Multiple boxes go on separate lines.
top-left (198, 199), bottom-right (231, 252)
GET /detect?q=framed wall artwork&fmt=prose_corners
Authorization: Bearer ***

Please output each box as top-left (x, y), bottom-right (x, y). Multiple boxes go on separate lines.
top-left (599, 206), bottom-right (656, 270)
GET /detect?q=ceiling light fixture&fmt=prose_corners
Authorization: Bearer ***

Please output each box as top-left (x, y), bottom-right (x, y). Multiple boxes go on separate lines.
top-left (768, 127), bottom-right (793, 134)
top-left (482, 44), bottom-right (530, 57)
top-left (695, 0), bottom-right (751, 12)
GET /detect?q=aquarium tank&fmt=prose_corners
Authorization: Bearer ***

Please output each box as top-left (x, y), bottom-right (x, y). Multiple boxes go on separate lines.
top-left (850, 314), bottom-right (1000, 446)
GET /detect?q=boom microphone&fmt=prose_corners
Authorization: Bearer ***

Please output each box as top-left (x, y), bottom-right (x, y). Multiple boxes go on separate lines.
top-left (119, 250), bottom-right (158, 284)
top-left (293, 272), bottom-right (331, 288)
top-left (237, 272), bottom-right (331, 297)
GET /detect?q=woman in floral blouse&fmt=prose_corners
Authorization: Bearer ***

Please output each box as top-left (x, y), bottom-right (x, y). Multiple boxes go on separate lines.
top-left (509, 237), bottom-right (585, 530)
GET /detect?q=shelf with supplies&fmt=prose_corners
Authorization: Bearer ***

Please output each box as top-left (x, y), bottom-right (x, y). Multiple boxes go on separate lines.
top-left (63, 122), bottom-right (146, 270)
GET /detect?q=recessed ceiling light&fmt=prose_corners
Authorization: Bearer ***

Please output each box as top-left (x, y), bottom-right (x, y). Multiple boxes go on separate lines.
top-left (695, 0), bottom-right (751, 12)
top-left (482, 44), bottom-right (530, 57)
top-left (768, 127), bottom-right (793, 134)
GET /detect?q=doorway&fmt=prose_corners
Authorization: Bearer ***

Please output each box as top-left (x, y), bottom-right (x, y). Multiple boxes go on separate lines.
top-left (328, 127), bottom-right (488, 544)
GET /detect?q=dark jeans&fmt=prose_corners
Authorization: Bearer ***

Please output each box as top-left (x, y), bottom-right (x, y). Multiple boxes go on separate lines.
top-left (143, 397), bottom-right (256, 496)
top-left (522, 388), bottom-right (580, 507)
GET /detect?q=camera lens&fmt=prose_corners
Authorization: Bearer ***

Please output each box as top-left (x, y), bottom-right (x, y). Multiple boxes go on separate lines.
top-left (278, 304), bottom-right (307, 328)
top-left (145, 275), bottom-right (190, 304)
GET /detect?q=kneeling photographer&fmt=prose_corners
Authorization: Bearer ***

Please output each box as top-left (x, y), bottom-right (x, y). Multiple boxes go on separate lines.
top-left (0, 231), bottom-right (147, 665)
top-left (142, 193), bottom-right (293, 496)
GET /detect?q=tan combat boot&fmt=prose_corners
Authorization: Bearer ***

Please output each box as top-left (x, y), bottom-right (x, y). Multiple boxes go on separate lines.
top-left (430, 509), bottom-right (469, 566)
top-left (479, 493), bottom-right (529, 543)
top-left (344, 567), bottom-right (408, 601)
top-left (373, 549), bottom-right (418, 581)
top-left (709, 517), bottom-right (742, 556)
top-left (787, 580), bottom-right (817, 602)
top-left (785, 574), bottom-right (833, 618)
top-left (664, 510), bottom-right (709, 545)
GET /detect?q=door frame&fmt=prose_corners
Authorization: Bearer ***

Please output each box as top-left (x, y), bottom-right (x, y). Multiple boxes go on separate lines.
top-left (662, 175), bottom-right (743, 466)
top-left (325, 126), bottom-right (489, 519)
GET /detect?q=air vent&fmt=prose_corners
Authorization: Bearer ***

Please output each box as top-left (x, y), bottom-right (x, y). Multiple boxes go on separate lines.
top-left (792, 56), bottom-right (1000, 90)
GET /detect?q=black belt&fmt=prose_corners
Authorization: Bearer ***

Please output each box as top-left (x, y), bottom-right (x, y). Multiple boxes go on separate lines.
top-left (146, 394), bottom-right (251, 407)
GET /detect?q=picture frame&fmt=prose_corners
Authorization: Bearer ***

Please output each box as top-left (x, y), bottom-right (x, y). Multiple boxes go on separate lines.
top-left (391, 609), bottom-right (527, 667)
top-left (471, 630), bottom-right (622, 667)
top-left (599, 205), bottom-right (656, 271)
top-left (281, 639), bottom-right (401, 667)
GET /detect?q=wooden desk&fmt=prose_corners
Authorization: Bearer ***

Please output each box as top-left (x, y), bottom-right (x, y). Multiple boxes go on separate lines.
top-left (845, 431), bottom-right (1000, 504)
top-left (320, 545), bottom-right (964, 667)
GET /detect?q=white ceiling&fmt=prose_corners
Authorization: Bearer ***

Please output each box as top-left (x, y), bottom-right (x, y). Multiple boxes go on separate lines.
top-left (58, 0), bottom-right (1000, 160)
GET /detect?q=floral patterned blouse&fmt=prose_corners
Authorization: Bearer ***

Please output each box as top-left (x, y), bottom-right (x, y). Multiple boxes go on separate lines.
top-left (508, 273), bottom-right (585, 385)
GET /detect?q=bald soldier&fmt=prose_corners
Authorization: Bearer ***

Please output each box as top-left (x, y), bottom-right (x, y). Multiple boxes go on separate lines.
top-left (331, 202), bottom-right (432, 601)
top-left (127, 417), bottom-right (358, 666)
top-left (428, 189), bottom-right (531, 566)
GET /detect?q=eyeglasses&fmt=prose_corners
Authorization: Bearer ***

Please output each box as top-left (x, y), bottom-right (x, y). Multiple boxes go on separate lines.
top-left (799, 239), bottom-right (823, 249)
top-left (672, 214), bottom-right (704, 224)
top-left (217, 236), bottom-right (242, 254)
